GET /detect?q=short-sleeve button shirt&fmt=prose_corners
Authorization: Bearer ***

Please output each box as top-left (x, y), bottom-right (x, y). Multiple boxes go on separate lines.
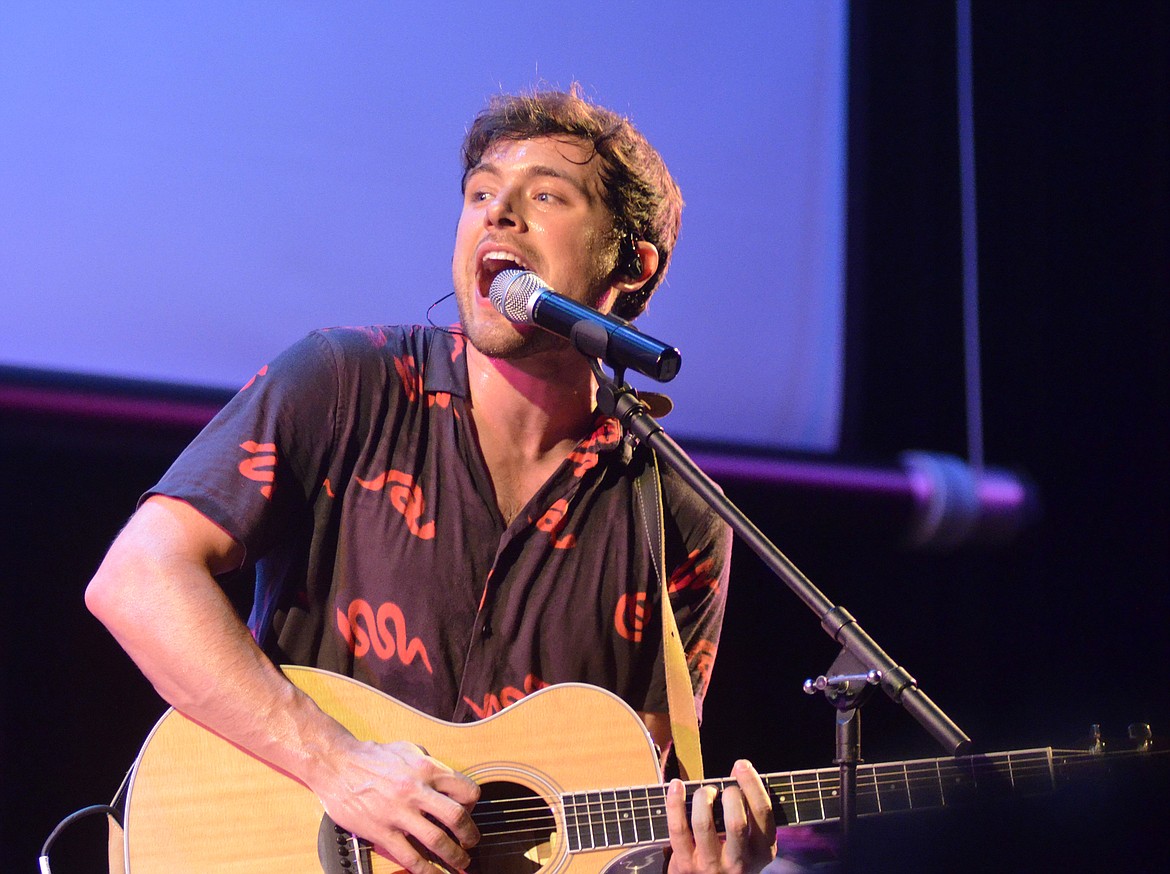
top-left (148, 326), bottom-right (730, 722)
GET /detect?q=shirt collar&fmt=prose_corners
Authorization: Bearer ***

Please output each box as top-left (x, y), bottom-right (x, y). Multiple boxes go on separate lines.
top-left (423, 326), bottom-right (624, 456)
top-left (422, 327), bottom-right (469, 398)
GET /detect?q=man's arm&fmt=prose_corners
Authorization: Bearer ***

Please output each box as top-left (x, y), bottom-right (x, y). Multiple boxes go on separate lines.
top-left (85, 495), bottom-right (480, 874)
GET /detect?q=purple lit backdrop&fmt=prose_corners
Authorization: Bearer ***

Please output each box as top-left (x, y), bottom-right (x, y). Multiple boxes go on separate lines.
top-left (0, 1), bottom-right (847, 451)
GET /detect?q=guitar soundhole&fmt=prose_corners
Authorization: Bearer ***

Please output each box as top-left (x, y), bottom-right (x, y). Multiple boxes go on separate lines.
top-left (314, 781), bottom-right (557, 874)
top-left (470, 780), bottom-right (558, 874)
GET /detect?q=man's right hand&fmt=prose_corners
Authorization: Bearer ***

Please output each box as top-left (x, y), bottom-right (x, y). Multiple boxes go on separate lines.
top-left (311, 737), bottom-right (481, 874)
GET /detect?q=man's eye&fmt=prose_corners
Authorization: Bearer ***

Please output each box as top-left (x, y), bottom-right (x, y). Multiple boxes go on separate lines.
top-left (535, 192), bottom-right (559, 203)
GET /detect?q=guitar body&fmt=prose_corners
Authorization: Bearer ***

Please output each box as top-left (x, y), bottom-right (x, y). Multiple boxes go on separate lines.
top-left (120, 666), bottom-right (663, 874)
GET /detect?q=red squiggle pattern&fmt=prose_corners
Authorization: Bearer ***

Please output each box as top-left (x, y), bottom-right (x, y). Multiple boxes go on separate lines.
top-left (463, 674), bottom-right (548, 719)
top-left (355, 470), bottom-right (436, 539)
top-left (393, 355), bottom-right (423, 403)
top-left (336, 599), bottom-right (433, 674)
top-left (532, 498), bottom-right (576, 549)
top-left (688, 638), bottom-right (718, 699)
top-left (238, 440), bottom-right (277, 499)
top-left (615, 592), bottom-right (648, 642)
top-left (668, 549), bottom-right (720, 595)
top-left (240, 365), bottom-right (268, 392)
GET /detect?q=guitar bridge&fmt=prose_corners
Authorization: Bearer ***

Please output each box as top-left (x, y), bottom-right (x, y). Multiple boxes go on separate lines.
top-left (318, 816), bottom-right (373, 874)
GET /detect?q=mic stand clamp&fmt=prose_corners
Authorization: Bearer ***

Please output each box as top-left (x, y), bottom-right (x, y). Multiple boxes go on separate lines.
top-left (803, 651), bottom-right (883, 841)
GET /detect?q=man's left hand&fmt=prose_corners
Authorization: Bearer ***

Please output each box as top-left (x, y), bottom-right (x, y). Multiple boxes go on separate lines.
top-left (665, 759), bottom-right (777, 874)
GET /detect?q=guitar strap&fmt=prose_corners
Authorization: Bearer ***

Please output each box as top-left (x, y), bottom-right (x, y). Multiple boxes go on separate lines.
top-left (634, 445), bottom-right (705, 781)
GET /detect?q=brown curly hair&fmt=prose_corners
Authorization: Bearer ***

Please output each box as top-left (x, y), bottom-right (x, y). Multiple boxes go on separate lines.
top-left (461, 86), bottom-right (683, 321)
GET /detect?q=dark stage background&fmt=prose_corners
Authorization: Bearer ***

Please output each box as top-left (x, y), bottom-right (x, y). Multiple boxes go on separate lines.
top-left (4, 3), bottom-right (1168, 871)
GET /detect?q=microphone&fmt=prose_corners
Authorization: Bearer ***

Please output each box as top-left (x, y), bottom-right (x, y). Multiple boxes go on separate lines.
top-left (488, 269), bottom-right (681, 382)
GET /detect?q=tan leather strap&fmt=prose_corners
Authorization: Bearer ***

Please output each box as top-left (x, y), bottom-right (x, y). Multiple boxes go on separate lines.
top-left (636, 447), bottom-right (704, 780)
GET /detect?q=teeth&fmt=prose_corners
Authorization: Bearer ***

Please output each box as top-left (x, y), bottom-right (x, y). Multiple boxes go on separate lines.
top-left (481, 251), bottom-right (526, 269)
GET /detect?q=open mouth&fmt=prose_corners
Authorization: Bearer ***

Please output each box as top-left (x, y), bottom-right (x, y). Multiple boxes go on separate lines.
top-left (476, 248), bottom-right (532, 298)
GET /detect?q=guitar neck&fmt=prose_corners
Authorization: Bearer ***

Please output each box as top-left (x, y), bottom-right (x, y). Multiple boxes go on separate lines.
top-left (559, 747), bottom-right (1072, 852)
top-left (760, 747), bottom-right (1063, 825)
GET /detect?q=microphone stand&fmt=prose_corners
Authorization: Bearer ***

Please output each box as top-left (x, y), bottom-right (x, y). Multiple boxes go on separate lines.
top-left (592, 363), bottom-right (972, 839)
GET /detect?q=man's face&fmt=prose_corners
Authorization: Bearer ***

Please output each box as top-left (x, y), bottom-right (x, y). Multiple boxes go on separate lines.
top-left (451, 135), bottom-right (622, 360)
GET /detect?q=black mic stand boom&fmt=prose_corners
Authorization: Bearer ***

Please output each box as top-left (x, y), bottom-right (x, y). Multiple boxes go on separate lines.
top-left (593, 364), bottom-right (972, 839)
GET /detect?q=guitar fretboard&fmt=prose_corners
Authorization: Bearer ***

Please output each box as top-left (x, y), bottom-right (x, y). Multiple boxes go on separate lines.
top-left (561, 748), bottom-right (1065, 851)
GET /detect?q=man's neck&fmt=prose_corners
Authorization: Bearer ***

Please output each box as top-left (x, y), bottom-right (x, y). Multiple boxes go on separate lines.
top-left (464, 342), bottom-right (599, 522)
top-left (465, 342), bottom-right (598, 454)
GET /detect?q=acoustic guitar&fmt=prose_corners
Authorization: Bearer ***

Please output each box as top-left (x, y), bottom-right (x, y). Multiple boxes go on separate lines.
top-left (115, 665), bottom-right (1121, 873)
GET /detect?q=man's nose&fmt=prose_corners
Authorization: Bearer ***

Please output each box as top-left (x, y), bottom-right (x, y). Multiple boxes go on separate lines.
top-left (485, 189), bottom-right (525, 231)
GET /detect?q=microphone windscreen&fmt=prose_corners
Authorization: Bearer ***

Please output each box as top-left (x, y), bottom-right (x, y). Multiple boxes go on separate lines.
top-left (488, 269), bottom-right (545, 324)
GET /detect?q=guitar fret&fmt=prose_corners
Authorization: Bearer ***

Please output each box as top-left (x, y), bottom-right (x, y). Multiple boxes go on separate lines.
top-left (939, 756), bottom-right (978, 805)
top-left (589, 790), bottom-right (608, 848)
top-left (615, 792), bottom-right (628, 843)
top-left (578, 791), bottom-right (592, 850)
top-left (819, 770), bottom-right (841, 822)
top-left (813, 770), bottom-right (827, 821)
top-left (873, 763), bottom-right (912, 812)
top-left (603, 790), bottom-right (622, 842)
top-left (571, 792), bottom-right (584, 850)
top-left (1016, 751), bottom-right (1054, 793)
top-left (707, 779), bottom-right (732, 833)
top-left (563, 792), bottom-right (582, 852)
top-left (630, 786), bottom-right (649, 843)
top-left (617, 787), bottom-right (637, 845)
top-left (856, 765), bottom-right (881, 816)
top-left (906, 759), bottom-right (944, 810)
top-left (768, 774), bottom-right (799, 826)
top-left (569, 790), bottom-right (597, 850)
top-left (631, 790), bottom-right (645, 844)
top-left (598, 789), bottom-right (612, 847)
top-left (970, 754), bottom-right (1011, 796)
top-left (647, 785), bottom-right (669, 842)
top-left (792, 769), bottom-right (824, 824)
top-left (1008, 751), bottom-right (1054, 795)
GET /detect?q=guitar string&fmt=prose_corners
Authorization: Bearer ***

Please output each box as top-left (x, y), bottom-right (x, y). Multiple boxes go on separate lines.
top-left (348, 751), bottom-right (1152, 857)
top-left (467, 757), bottom-right (1065, 829)
top-left (348, 753), bottom-right (1113, 856)
top-left (446, 758), bottom-right (1067, 854)
top-left (467, 752), bottom-right (1066, 821)
top-left (353, 747), bottom-right (1154, 849)
top-left (469, 747), bottom-right (1164, 840)
top-left (461, 753), bottom-right (1096, 844)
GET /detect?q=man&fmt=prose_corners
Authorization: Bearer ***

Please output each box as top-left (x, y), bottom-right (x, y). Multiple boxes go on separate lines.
top-left (86, 88), bottom-right (777, 874)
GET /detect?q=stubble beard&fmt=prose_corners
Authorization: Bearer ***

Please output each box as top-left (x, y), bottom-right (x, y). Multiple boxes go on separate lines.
top-left (451, 275), bottom-right (563, 361)
top-left (452, 273), bottom-right (615, 365)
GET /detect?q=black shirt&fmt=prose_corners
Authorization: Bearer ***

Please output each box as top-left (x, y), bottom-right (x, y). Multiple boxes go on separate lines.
top-left (148, 326), bottom-right (730, 722)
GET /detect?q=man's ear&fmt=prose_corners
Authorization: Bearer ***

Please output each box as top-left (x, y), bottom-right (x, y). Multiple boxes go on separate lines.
top-left (612, 240), bottom-right (660, 294)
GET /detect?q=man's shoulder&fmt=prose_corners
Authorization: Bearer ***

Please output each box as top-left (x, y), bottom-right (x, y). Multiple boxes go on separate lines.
top-left (657, 458), bottom-right (731, 541)
top-left (305, 325), bottom-right (466, 397)
top-left (309, 324), bottom-right (431, 359)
